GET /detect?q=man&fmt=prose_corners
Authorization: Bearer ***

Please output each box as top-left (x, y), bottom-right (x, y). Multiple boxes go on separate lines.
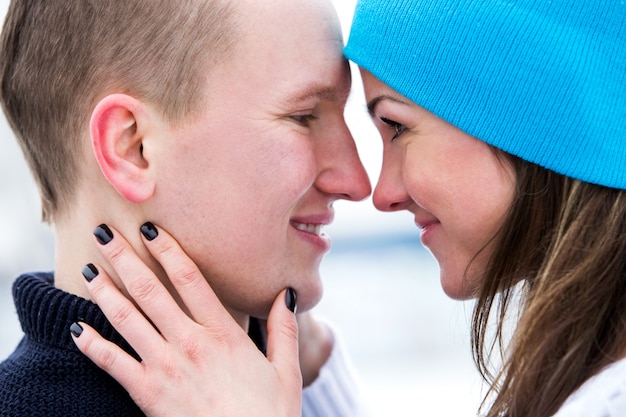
top-left (0, 0), bottom-right (371, 415)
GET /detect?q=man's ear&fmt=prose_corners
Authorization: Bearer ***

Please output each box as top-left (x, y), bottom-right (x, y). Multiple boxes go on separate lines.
top-left (90, 94), bottom-right (156, 203)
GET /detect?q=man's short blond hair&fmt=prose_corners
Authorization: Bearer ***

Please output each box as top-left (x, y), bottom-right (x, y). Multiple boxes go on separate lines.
top-left (1, 0), bottom-right (237, 222)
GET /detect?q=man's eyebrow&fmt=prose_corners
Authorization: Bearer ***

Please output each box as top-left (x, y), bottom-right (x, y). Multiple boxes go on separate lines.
top-left (286, 85), bottom-right (346, 105)
top-left (367, 95), bottom-right (410, 117)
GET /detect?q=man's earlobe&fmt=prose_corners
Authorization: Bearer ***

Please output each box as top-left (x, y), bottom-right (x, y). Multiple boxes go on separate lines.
top-left (90, 94), bottom-right (155, 203)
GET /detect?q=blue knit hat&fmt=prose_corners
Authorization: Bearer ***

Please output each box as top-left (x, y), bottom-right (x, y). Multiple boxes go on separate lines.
top-left (345, 0), bottom-right (626, 190)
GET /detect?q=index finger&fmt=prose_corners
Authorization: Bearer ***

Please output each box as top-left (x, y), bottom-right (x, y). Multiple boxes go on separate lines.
top-left (138, 222), bottom-right (237, 330)
top-left (92, 223), bottom-right (192, 338)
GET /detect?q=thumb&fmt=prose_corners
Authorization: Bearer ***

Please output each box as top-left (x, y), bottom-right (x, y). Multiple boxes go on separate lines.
top-left (266, 288), bottom-right (302, 385)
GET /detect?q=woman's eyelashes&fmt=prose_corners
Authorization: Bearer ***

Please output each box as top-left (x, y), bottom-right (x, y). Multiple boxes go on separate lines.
top-left (380, 116), bottom-right (406, 141)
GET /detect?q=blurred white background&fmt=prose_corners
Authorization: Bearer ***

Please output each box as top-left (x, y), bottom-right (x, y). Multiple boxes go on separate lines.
top-left (0, 1), bottom-right (485, 415)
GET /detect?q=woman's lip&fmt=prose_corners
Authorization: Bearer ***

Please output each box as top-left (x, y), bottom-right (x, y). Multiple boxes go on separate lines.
top-left (415, 218), bottom-right (438, 230)
top-left (416, 219), bottom-right (440, 245)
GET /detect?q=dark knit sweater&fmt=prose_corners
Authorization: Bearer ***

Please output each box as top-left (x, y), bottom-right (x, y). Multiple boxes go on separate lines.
top-left (0, 272), bottom-right (265, 417)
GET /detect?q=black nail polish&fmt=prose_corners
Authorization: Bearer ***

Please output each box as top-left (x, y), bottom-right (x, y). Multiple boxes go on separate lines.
top-left (70, 322), bottom-right (83, 338)
top-left (93, 224), bottom-right (113, 245)
top-left (140, 222), bottom-right (158, 241)
top-left (82, 263), bottom-right (99, 282)
top-left (286, 288), bottom-right (297, 314)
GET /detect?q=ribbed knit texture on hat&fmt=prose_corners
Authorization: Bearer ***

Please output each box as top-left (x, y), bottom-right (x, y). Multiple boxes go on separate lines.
top-left (345, 0), bottom-right (626, 189)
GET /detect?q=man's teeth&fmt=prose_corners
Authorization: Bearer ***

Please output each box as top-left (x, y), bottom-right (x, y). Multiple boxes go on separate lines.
top-left (294, 223), bottom-right (322, 235)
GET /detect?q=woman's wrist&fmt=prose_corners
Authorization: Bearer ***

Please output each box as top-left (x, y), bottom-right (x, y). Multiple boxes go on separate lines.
top-left (298, 313), bottom-right (333, 386)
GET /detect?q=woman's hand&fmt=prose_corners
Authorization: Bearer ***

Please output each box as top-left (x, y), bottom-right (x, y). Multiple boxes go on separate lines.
top-left (71, 222), bottom-right (302, 417)
top-left (297, 312), bottom-right (333, 386)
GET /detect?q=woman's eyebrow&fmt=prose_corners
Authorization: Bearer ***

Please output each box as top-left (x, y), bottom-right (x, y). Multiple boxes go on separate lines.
top-left (367, 94), bottom-right (410, 117)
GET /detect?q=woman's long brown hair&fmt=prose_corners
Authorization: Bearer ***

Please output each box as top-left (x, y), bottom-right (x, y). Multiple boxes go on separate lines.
top-left (472, 155), bottom-right (626, 416)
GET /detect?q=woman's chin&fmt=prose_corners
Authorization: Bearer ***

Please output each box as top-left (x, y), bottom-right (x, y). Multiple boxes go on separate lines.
top-left (440, 272), bottom-right (477, 301)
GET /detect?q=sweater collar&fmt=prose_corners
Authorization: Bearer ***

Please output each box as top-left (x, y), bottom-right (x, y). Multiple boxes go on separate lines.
top-left (12, 272), bottom-right (265, 355)
top-left (12, 272), bottom-right (136, 355)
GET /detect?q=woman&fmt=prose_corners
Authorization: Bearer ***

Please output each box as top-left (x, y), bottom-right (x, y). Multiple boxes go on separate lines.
top-left (345, 1), bottom-right (626, 415)
top-left (74, 0), bottom-right (626, 415)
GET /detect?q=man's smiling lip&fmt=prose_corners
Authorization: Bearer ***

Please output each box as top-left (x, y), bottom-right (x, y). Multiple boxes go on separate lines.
top-left (290, 212), bottom-right (334, 236)
top-left (292, 222), bottom-right (323, 235)
top-left (290, 212), bottom-right (334, 252)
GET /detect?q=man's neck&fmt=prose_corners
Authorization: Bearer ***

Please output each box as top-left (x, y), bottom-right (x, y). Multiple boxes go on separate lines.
top-left (53, 218), bottom-right (251, 332)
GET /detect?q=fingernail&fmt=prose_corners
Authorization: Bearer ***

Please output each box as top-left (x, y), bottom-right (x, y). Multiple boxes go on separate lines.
top-left (93, 224), bottom-right (113, 245)
top-left (82, 263), bottom-right (99, 282)
top-left (140, 222), bottom-right (158, 241)
top-left (70, 322), bottom-right (83, 338)
top-left (286, 288), bottom-right (297, 314)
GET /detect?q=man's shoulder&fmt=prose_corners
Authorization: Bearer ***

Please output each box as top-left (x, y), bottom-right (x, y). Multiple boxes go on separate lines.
top-left (0, 340), bottom-right (145, 417)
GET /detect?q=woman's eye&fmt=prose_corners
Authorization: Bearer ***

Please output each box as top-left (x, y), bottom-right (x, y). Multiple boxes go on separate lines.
top-left (291, 114), bottom-right (317, 127)
top-left (380, 116), bottom-right (406, 141)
